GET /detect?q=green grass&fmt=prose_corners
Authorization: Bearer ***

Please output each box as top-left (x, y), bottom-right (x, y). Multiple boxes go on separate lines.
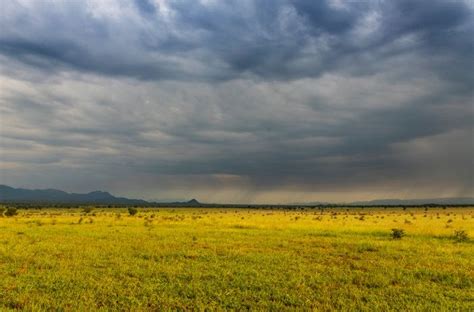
top-left (1, 207), bottom-right (473, 310)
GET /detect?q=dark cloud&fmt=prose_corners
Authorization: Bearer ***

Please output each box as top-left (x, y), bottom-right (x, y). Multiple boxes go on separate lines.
top-left (0, 0), bottom-right (473, 202)
top-left (134, 0), bottom-right (157, 16)
top-left (1, 0), bottom-right (471, 81)
top-left (291, 0), bottom-right (363, 34)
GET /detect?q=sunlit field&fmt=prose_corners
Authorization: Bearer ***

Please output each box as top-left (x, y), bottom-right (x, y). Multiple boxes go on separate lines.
top-left (1, 207), bottom-right (473, 310)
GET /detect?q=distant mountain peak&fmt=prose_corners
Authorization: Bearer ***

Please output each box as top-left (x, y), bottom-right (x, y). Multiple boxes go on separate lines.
top-left (187, 199), bottom-right (200, 205)
top-left (86, 190), bottom-right (112, 196)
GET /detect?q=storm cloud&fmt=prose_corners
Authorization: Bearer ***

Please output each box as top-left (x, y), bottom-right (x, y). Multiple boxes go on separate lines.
top-left (0, 0), bottom-right (473, 203)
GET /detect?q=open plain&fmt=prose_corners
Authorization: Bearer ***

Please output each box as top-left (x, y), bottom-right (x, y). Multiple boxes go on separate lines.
top-left (0, 207), bottom-right (473, 311)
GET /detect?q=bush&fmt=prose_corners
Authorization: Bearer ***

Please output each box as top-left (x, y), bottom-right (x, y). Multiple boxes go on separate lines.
top-left (453, 230), bottom-right (468, 242)
top-left (4, 207), bottom-right (18, 217)
top-left (0, 207), bottom-right (5, 216)
top-left (391, 228), bottom-right (405, 239)
top-left (82, 207), bottom-right (93, 214)
top-left (128, 207), bottom-right (138, 216)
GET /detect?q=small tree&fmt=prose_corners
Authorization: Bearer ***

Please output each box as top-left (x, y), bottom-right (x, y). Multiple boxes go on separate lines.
top-left (4, 207), bottom-right (18, 217)
top-left (391, 228), bottom-right (405, 239)
top-left (128, 207), bottom-right (138, 216)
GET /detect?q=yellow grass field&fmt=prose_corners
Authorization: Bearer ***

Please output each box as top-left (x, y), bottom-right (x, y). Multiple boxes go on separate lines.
top-left (1, 207), bottom-right (473, 310)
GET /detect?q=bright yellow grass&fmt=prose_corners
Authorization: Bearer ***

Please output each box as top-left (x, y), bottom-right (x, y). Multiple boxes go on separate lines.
top-left (1, 207), bottom-right (473, 310)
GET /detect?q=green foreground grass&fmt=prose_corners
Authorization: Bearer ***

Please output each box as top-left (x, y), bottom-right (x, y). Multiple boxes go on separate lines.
top-left (0, 207), bottom-right (473, 311)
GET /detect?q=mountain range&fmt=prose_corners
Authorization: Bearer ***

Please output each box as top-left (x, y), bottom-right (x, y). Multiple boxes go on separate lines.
top-left (0, 185), bottom-right (201, 205)
top-left (0, 185), bottom-right (472, 206)
top-left (349, 198), bottom-right (474, 206)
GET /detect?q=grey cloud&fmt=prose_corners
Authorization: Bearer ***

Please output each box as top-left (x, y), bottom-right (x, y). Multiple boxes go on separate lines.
top-left (134, 0), bottom-right (157, 16)
top-left (0, 0), bottom-right (473, 202)
top-left (290, 0), bottom-right (363, 34)
top-left (1, 0), bottom-right (471, 81)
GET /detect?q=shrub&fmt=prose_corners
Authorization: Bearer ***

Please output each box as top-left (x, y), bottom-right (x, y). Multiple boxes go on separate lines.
top-left (0, 207), bottom-right (5, 216)
top-left (4, 207), bottom-right (18, 217)
top-left (391, 228), bottom-right (405, 239)
top-left (82, 207), bottom-right (93, 214)
top-left (453, 230), bottom-right (468, 242)
top-left (128, 207), bottom-right (138, 216)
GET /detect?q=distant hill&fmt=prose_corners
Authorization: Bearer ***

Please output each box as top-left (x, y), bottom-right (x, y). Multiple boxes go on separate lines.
top-left (187, 199), bottom-right (200, 205)
top-left (294, 197), bottom-right (474, 206)
top-left (0, 185), bottom-right (148, 205)
top-left (158, 198), bottom-right (202, 206)
top-left (349, 197), bottom-right (474, 206)
top-left (0, 185), bottom-right (204, 206)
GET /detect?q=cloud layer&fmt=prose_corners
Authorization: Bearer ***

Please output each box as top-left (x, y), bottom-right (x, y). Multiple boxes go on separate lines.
top-left (1, 0), bottom-right (473, 203)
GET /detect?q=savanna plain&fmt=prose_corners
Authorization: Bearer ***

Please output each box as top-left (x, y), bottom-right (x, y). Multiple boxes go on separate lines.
top-left (0, 206), bottom-right (473, 311)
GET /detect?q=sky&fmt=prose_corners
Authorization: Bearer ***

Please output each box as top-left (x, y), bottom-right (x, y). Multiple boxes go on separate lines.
top-left (0, 0), bottom-right (473, 204)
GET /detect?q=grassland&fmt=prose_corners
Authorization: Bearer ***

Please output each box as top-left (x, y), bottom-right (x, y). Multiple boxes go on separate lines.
top-left (0, 207), bottom-right (473, 311)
